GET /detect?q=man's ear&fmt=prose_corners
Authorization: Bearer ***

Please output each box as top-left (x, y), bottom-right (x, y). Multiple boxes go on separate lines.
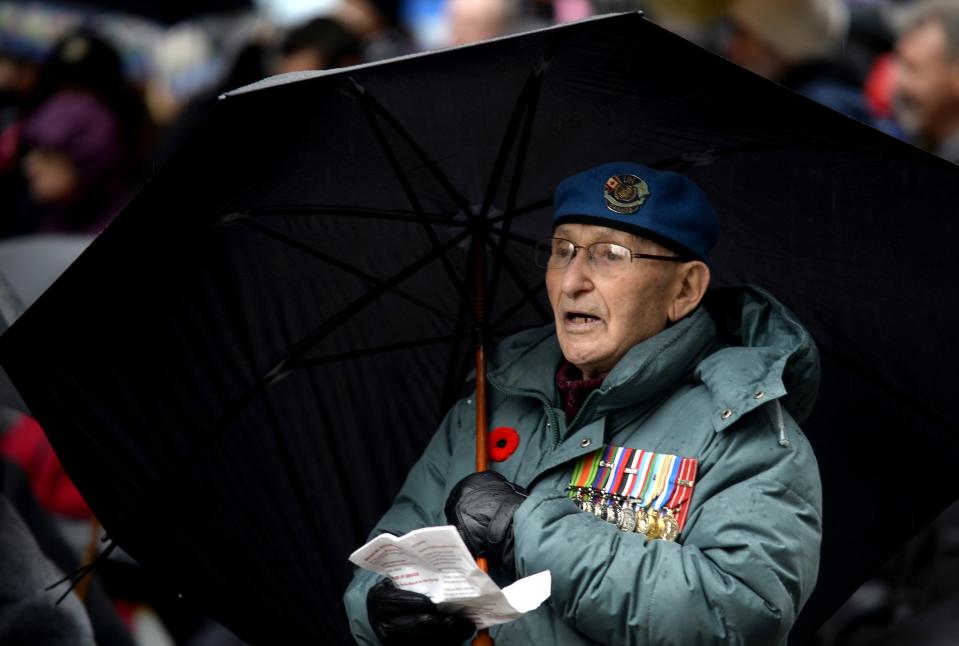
top-left (667, 261), bottom-right (710, 323)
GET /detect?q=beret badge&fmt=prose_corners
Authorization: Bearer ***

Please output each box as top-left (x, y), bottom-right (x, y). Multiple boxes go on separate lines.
top-left (604, 173), bottom-right (650, 215)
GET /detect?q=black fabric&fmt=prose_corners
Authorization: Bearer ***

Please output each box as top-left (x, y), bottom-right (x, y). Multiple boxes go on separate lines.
top-left (444, 471), bottom-right (527, 577)
top-left (0, 12), bottom-right (958, 644)
top-left (366, 579), bottom-right (475, 646)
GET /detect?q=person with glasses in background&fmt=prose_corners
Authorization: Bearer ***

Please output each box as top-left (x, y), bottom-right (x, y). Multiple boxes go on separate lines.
top-left (345, 162), bottom-right (823, 645)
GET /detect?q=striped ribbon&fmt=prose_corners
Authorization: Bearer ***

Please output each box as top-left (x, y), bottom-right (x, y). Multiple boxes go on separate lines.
top-left (568, 444), bottom-right (699, 534)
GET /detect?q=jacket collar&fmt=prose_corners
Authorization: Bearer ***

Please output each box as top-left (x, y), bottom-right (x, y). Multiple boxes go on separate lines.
top-left (486, 285), bottom-right (820, 433)
top-left (487, 306), bottom-right (718, 419)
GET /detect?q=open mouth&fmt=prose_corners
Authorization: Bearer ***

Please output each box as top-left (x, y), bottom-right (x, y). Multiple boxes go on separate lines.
top-left (565, 312), bottom-right (602, 325)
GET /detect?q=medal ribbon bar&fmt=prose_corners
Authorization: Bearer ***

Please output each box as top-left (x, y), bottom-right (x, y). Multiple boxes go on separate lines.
top-left (567, 445), bottom-right (699, 542)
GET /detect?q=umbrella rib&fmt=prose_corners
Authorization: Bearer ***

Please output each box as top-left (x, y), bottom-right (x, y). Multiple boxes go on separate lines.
top-left (492, 229), bottom-right (539, 246)
top-left (234, 205), bottom-right (465, 227)
top-left (442, 338), bottom-right (475, 413)
top-left (476, 57), bottom-right (547, 221)
top-left (235, 217), bottom-right (461, 324)
top-left (488, 59), bottom-right (547, 316)
top-left (348, 78), bottom-right (475, 219)
top-left (349, 80), bottom-right (465, 293)
top-left (440, 255), bottom-right (478, 407)
top-left (290, 332), bottom-right (468, 369)
top-left (215, 228), bottom-right (473, 433)
top-left (488, 198), bottom-right (553, 224)
top-left (483, 233), bottom-right (550, 323)
top-left (489, 281), bottom-right (549, 331)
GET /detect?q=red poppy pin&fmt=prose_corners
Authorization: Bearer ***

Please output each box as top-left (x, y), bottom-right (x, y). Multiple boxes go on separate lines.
top-left (488, 426), bottom-right (520, 462)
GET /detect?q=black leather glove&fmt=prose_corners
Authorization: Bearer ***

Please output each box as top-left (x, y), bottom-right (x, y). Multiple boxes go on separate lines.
top-left (444, 471), bottom-right (528, 576)
top-left (366, 578), bottom-right (475, 646)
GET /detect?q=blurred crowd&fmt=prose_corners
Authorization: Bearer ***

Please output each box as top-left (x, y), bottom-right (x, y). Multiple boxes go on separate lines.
top-left (3, 0), bottom-right (959, 240)
top-left (2, 0), bottom-right (959, 644)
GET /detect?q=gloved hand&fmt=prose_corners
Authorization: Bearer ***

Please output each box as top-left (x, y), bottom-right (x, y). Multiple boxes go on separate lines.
top-left (444, 471), bottom-right (528, 577)
top-left (366, 578), bottom-right (475, 646)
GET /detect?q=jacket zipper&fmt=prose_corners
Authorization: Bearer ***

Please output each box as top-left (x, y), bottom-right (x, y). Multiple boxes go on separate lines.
top-left (487, 378), bottom-right (563, 446)
top-left (488, 378), bottom-right (604, 446)
top-left (566, 388), bottom-right (602, 435)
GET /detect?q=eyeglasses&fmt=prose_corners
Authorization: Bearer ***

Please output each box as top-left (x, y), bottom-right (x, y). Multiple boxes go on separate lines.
top-left (534, 237), bottom-right (689, 276)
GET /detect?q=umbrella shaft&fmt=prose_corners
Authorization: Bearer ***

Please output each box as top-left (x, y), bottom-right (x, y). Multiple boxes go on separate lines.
top-left (475, 345), bottom-right (489, 472)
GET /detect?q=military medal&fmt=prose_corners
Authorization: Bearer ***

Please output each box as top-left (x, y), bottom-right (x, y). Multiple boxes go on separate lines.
top-left (662, 509), bottom-right (680, 542)
top-left (618, 506), bottom-right (637, 532)
top-left (568, 443), bottom-right (699, 543)
top-left (594, 494), bottom-right (607, 519)
top-left (634, 506), bottom-right (650, 536)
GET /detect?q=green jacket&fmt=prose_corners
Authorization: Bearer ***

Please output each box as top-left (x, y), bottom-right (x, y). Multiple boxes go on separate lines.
top-left (344, 286), bottom-right (823, 645)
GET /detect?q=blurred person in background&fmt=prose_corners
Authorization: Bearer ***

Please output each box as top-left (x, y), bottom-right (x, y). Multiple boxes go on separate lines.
top-left (151, 40), bottom-right (271, 170)
top-left (17, 87), bottom-right (129, 234)
top-left (724, 0), bottom-right (874, 123)
top-left (145, 24), bottom-right (221, 128)
top-left (336, 0), bottom-right (415, 61)
top-left (273, 15), bottom-right (363, 74)
top-left (8, 29), bottom-right (149, 236)
top-left (3, 29), bottom-right (152, 237)
top-left (0, 50), bottom-right (40, 128)
top-left (893, 0), bottom-right (959, 162)
top-left (0, 50), bottom-right (42, 236)
top-left (30, 29), bottom-right (154, 176)
top-left (445, 0), bottom-right (520, 46)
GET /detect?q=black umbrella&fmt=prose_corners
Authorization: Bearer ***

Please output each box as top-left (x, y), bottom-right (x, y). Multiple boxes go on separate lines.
top-left (3, 11), bottom-right (959, 644)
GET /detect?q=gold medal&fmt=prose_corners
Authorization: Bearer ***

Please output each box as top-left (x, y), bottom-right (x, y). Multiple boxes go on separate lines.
top-left (634, 507), bottom-right (650, 536)
top-left (645, 509), bottom-right (664, 541)
top-left (662, 509), bottom-right (679, 542)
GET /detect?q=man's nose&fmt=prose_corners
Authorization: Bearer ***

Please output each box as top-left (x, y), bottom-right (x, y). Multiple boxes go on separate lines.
top-left (560, 250), bottom-right (594, 296)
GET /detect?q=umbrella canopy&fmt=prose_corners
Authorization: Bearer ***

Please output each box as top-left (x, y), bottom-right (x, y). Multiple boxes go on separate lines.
top-left (0, 234), bottom-right (91, 414)
top-left (3, 11), bottom-right (959, 644)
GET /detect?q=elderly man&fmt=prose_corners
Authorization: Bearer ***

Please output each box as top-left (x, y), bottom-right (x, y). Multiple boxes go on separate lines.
top-left (894, 1), bottom-right (959, 162)
top-left (343, 162), bottom-right (823, 644)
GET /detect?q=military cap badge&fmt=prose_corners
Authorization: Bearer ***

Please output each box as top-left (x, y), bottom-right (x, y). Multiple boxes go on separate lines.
top-left (604, 173), bottom-right (650, 215)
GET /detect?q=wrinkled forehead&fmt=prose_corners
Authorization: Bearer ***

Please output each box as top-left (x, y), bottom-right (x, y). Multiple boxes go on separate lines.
top-left (551, 222), bottom-right (664, 252)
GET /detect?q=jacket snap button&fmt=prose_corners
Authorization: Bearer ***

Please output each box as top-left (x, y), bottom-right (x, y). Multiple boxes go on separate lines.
top-left (720, 409), bottom-right (733, 420)
top-left (580, 438), bottom-right (592, 448)
top-left (753, 391), bottom-right (765, 399)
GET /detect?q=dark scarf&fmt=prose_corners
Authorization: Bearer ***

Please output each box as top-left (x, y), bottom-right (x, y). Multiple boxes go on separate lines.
top-left (556, 361), bottom-right (607, 422)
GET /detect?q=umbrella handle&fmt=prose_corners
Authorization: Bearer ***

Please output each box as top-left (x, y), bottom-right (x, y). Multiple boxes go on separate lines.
top-left (473, 345), bottom-right (495, 645)
top-left (471, 231), bottom-right (494, 646)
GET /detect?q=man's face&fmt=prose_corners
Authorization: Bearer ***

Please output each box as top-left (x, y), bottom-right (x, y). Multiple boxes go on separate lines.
top-left (895, 19), bottom-right (959, 142)
top-left (546, 223), bottom-right (680, 378)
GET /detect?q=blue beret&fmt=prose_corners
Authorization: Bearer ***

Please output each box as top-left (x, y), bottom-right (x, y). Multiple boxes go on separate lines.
top-left (553, 162), bottom-right (720, 261)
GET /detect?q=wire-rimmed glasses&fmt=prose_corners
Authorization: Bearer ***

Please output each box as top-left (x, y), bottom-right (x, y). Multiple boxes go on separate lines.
top-left (534, 237), bottom-right (689, 276)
